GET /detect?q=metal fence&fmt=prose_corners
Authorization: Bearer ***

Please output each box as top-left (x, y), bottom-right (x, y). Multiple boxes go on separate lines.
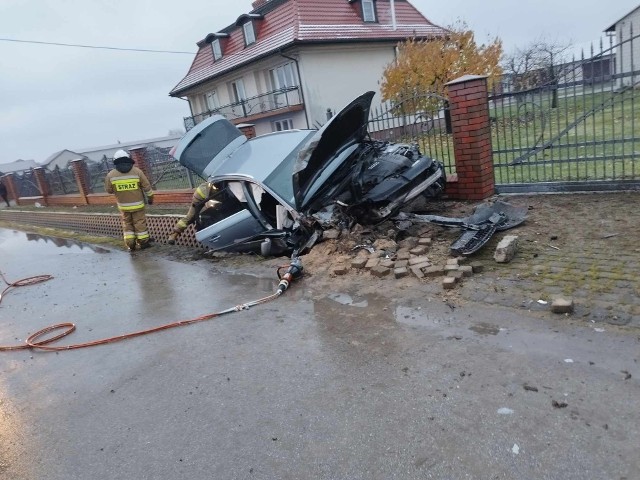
top-left (489, 27), bottom-right (640, 192)
top-left (367, 94), bottom-right (455, 174)
top-left (13, 169), bottom-right (40, 197)
top-left (146, 146), bottom-right (205, 189)
top-left (45, 165), bottom-right (79, 195)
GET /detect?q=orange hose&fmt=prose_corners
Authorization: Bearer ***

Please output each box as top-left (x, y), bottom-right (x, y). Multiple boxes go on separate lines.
top-left (0, 269), bottom-right (283, 352)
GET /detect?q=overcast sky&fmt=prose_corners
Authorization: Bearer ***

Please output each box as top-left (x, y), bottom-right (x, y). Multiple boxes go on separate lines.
top-left (1, 0), bottom-right (637, 165)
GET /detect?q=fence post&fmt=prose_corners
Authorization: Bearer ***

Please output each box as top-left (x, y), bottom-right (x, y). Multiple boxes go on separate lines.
top-left (1, 173), bottom-right (19, 206)
top-left (445, 75), bottom-right (495, 200)
top-left (130, 147), bottom-right (153, 185)
top-left (33, 167), bottom-right (50, 206)
top-left (70, 159), bottom-right (90, 204)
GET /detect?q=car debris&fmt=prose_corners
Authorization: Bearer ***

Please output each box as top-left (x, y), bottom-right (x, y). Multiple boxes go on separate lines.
top-left (171, 91), bottom-right (446, 257)
top-left (394, 200), bottom-right (528, 255)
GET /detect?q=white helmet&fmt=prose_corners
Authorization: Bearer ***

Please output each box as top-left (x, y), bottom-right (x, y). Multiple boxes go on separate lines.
top-left (113, 149), bottom-right (131, 161)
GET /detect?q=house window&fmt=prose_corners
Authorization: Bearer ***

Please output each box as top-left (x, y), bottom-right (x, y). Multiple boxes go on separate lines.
top-left (272, 119), bottom-right (294, 132)
top-left (362, 0), bottom-right (376, 22)
top-left (230, 79), bottom-right (247, 103)
top-left (204, 90), bottom-right (219, 111)
top-left (212, 39), bottom-right (222, 61)
top-left (243, 21), bottom-right (256, 46)
top-left (269, 62), bottom-right (298, 90)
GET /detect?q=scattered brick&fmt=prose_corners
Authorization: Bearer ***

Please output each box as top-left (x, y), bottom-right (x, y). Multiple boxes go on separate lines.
top-left (446, 258), bottom-right (459, 266)
top-left (443, 277), bottom-right (457, 289)
top-left (394, 259), bottom-right (408, 268)
top-left (396, 249), bottom-right (411, 261)
top-left (365, 257), bottom-right (380, 269)
top-left (412, 261), bottom-right (431, 272)
top-left (410, 266), bottom-right (425, 279)
top-left (444, 264), bottom-right (459, 272)
top-left (423, 266), bottom-right (445, 277)
top-left (409, 245), bottom-right (428, 255)
top-left (371, 266), bottom-right (391, 277)
top-left (470, 262), bottom-right (484, 273)
top-left (409, 256), bottom-right (430, 266)
top-left (494, 235), bottom-right (519, 263)
top-left (448, 270), bottom-right (464, 280)
top-left (551, 298), bottom-right (574, 314)
top-left (332, 264), bottom-right (349, 276)
top-left (459, 265), bottom-right (473, 277)
top-left (380, 259), bottom-right (395, 269)
top-left (351, 257), bottom-right (367, 269)
top-left (394, 267), bottom-right (409, 279)
top-left (418, 237), bottom-right (432, 246)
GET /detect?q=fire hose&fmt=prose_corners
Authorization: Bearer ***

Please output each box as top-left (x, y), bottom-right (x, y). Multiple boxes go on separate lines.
top-left (0, 259), bottom-right (303, 352)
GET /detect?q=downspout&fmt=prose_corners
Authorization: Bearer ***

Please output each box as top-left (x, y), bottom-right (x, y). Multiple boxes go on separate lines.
top-left (390, 0), bottom-right (397, 30)
top-left (279, 50), bottom-right (310, 129)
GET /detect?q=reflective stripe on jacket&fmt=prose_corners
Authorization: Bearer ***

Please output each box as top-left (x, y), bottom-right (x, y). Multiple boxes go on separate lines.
top-left (105, 166), bottom-right (153, 211)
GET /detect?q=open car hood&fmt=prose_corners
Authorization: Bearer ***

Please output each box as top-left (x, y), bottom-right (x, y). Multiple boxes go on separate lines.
top-left (172, 115), bottom-right (247, 178)
top-left (293, 91), bottom-right (375, 210)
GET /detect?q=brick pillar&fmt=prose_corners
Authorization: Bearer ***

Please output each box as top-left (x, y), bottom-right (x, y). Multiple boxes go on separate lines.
top-left (1, 173), bottom-right (19, 206)
top-left (445, 75), bottom-right (495, 200)
top-left (70, 159), bottom-right (90, 204)
top-left (129, 147), bottom-right (153, 184)
top-left (238, 123), bottom-right (256, 139)
top-left (33, 167), bottom-right (50, 206)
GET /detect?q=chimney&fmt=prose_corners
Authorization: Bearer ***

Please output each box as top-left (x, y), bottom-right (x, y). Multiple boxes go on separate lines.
top-left (252, 0), bottom-right (268, 9)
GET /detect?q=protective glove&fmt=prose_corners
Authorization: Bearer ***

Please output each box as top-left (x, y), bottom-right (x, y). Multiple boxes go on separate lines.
top-left (147, 196), bottom-right (154, 205)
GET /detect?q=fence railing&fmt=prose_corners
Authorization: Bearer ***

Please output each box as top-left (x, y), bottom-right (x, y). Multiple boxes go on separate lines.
top-left (367, 94), bottom-right (455, 174)
top-left (489, 26), bottom-right (640, 191)
top-left (184, 86), bottom-right (303, 130)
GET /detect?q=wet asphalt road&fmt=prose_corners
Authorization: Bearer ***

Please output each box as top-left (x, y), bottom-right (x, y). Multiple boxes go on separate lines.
top-left (0, 228), bottom-right (639, 480)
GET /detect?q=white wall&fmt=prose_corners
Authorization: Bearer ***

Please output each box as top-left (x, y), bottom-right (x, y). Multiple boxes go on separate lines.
top-left (297, 43), bottom-right (396, 127)
top-left (185, 42), bottom-right (397, 133)
top-left (615, 7), bottom-right (640, 87)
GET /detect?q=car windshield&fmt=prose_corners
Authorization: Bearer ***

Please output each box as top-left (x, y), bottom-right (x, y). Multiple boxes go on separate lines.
top-left (263, 131), bottom-right (315, 206)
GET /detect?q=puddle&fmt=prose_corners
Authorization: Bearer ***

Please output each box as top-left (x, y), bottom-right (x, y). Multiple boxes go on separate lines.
top-left (468, 322), bottom-right (501, 336)
top-left (327, 293), bottom-right (368, 307)
top-left (0, 229), bottom-right (110, 254)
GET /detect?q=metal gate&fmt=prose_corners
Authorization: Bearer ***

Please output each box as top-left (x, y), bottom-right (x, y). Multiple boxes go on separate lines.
top-left (368, 94), bottom-right (455, 174)
top-left (489, 28), bottom-right (640, 193)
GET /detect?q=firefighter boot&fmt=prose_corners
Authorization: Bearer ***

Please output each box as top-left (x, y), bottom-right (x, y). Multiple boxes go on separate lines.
top-left (167, 231), bottom-right (180, 245)
top-left (125, 240), bottom-right (137, 253)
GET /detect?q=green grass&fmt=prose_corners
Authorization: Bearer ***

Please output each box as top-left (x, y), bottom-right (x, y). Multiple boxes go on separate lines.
top-left (490, 87), bottom-right (640, 183)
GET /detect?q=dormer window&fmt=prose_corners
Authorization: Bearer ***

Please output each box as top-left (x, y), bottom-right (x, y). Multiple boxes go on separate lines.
top-left (362, 0), bottom-right (376, 22)
top-left (212, 39), bottom-right (222, 60)
top-left (236, 12), bottom-right (263, 47)
top-left (243, 21), bottom-right (256, 46)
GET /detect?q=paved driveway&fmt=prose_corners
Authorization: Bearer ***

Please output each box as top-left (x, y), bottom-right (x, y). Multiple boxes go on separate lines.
top-left (0, 228), bottom-right (638, 479)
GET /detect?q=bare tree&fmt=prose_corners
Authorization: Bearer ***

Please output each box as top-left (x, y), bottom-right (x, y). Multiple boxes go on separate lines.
top-left (503, 39), bottom-right (572, 107)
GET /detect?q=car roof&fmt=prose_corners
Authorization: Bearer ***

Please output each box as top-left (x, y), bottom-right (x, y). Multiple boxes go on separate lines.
top-left (208, 129), bottom-right (314, 182)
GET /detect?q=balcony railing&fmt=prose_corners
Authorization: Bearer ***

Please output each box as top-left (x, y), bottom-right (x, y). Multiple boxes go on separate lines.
top-left (184, 86), bottom-right (303, 131)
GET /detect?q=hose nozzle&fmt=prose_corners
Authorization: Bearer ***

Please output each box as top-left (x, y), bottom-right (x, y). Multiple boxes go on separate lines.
top-left (276, 258), bottom-right (303, 294)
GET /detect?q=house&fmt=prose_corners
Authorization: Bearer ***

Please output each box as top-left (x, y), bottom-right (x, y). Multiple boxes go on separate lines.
top-left (605, 4), bottom-right (640, 88)
top-left (0, 159), bottom-right (39, 175)
top-left (42, 133), bottom-right (185, 170)
top-left (169, 0), bottom-right (447, 135)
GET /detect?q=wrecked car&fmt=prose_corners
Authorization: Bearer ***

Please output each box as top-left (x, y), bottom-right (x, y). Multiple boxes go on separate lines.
top-left (171, 91), bottom-right (446, 256)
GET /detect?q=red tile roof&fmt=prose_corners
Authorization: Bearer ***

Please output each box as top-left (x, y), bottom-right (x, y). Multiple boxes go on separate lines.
top-left (169, 0), bottom-right (446, 96)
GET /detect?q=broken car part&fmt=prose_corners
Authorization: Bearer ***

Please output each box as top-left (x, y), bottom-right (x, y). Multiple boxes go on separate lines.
top-left (395, 201), bottom-right (527, 255)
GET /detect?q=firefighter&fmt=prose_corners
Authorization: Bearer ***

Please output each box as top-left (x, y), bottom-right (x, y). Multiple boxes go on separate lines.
top-left (167, 182), bottom-right (218, 244)
top-left (105, 149), bottom-right (154, 251)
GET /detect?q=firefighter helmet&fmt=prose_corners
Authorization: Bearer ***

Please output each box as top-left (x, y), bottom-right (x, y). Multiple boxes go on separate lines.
top-left (113, 149), bottom-right (132, 164)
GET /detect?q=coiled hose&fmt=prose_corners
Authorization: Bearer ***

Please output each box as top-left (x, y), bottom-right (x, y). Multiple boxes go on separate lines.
top-left (0, 264), bottom-right (297, 352)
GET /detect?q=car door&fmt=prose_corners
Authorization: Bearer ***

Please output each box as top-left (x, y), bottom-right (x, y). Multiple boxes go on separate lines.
top-left (194, 181), bottom-right (267, 251)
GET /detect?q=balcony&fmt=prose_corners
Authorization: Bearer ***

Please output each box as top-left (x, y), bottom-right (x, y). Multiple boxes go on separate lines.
top-left (184, 86), bottom-right (304, 131)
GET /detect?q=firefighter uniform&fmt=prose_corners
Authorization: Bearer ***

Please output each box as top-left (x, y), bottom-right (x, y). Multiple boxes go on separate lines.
top-left (167, 182), bottom-right (217, 244)
top-left (105, 150), bottom-right (154, 250)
